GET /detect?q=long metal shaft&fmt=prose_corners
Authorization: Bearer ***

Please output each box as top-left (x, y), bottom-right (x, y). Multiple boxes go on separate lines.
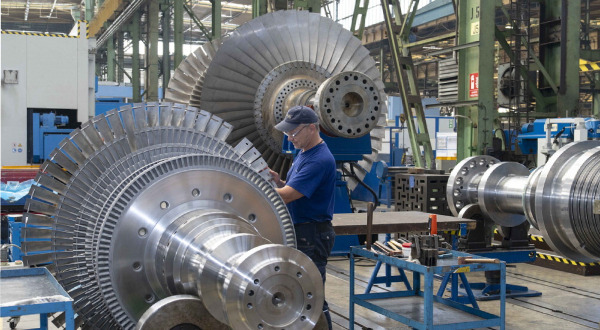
top-left (147, 209), bottom-right (322, 329)
top-left (448, 141), bottom-right (600, 262)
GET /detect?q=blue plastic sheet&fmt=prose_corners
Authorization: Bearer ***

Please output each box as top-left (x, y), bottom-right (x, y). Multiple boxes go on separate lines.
top-left (1, 179), bottom-right (35, 203)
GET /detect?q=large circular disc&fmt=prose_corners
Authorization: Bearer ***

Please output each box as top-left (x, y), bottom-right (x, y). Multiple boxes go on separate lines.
top-left (535, 141), bottom-right (600, 262)
top-left (225, 244), bottom-right (324, 330)
top-left (136, 295), bottom-right (226, 330)
top-left (169, 11), bottom-right (387, 178)
top-left (22, 102), bottom-right (287, 329)
top-left (447, 155), bottom-right (500, 216)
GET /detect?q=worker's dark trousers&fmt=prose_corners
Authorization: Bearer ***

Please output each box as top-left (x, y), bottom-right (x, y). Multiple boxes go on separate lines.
top-left (294, 221), bottom-right (336, 330)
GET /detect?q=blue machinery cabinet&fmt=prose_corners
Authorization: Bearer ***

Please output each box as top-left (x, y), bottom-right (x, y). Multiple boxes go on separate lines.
top-left (350, 247), bottom-right (506, 329)
top-left (0, 267), bottom-right (74, 330)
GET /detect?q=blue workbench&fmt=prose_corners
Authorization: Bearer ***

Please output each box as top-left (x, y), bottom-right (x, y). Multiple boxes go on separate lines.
top-left (0, 267), bottom-right (74, 330)
top-left (350, 247), bottom-right (505, 329)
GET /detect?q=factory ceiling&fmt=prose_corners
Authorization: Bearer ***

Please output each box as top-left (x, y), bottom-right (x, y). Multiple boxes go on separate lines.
top-left (0, 0), bottom-right (253, 39)
top-left (1, 0), bottom-right (598, 51)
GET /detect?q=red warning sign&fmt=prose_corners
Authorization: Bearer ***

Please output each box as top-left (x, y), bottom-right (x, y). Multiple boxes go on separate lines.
top-left (469, 73), bottom-right (479, 98)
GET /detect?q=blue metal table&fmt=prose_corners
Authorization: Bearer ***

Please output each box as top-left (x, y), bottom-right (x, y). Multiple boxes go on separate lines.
top-left (350, 246), bottom-right (506, 330)
top-left (0, 267), bottom-right (74, 330)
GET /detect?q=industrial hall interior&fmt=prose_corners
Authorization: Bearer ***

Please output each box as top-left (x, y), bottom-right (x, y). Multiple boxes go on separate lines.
top-left (1, 0), bottom-right (600, 329)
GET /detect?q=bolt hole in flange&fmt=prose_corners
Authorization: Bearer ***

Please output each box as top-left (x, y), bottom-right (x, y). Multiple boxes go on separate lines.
top-left (138, 227), bottom-right (147, 237)
top-left (223, 193), bottom-right (233, 203)
top-left (248, 213), bottom-right (257, 223)
top-left (160, 201), bottom-right (170, 209)
top-left (145, 294), bottom-right (155, 303)
top-left (191, 188), bottom-right (201, 197)
top-left (272, 292), bottom-right (285, 307)
top-left (133, 262), bottom-right (142, 271)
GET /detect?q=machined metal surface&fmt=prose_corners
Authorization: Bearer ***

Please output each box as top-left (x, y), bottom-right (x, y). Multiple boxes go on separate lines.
top-left (447, 141), bottom-right (600, 262)
top-left (165, 10), bottom-right (387, 179)
top-left (136, 295), bottom-right (225, 330)
top-left (315, 71), bottom-right (381, 138)
top-left (22, 102), bottom-right (323, 329)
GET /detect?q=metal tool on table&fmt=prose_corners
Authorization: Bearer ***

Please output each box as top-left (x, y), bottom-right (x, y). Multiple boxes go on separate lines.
top-left (365, 202), bottom-right (374, 251)
top-left (410, 214), bottom-right (441, 266)
top-left (457, 257), bottom-right (500, 265)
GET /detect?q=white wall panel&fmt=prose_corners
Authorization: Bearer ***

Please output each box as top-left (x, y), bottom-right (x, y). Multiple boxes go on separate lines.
top-left (26, 36), bottom-right (78, 109)
top-left (1, 31), bottom-right (93, 166)
top-left (1, 35), bottom-right (29, 165)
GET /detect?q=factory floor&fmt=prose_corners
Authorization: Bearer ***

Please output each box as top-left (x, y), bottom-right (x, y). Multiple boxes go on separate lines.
top-left (4, 258), bottom-right (599, 330)
top-left (325, 255), bottom-right (600, 329)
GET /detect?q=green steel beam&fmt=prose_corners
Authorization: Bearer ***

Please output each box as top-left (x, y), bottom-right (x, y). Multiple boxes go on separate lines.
top-left (85, 0), bottom-right (94, 21)
top-left (456, 0), bottom-right (498, 159)
top-left (455, 0), bottom-right (506, 159)
top-left (350, 0), bottom-right (369, 40)
top-left (211, 0), bottom-right (221, 39)
top-left (539, 0), bottom-right (580, 117)
top-left (252, 0), bottom-right (267, 18)
top-left (174, 0), bottom-right (183, 68)
top-left (184, 3), bottom-right (212, 41)
top-left (380, 0), bottom-right (434, 169)
top-left (581, 49), bottom-right (600, 62)
top-left (294, 0), bottom-right (321, 12)
top-left (476, 0), bottom-right (495, 156)
top-left (162, 3), bottom-right (171, 90)
top-left (322, 0), bottom-right (332, 18)
top-left (494, 28), bottom-right (550, 110)
top-left (405, 32), bottom-right (455, 48)
top-left (107, 34), bottom-right (116, 81)
top-left (132, 11), bottom-right (141, 102)
top-left (115, 61), bottom-right (133, 81)
top-left (498, 6), bottom-right (557, 94)
top-left (147, 0), bottom-right (160, 101)
top-left (117, 31), bottom-right (124, 83)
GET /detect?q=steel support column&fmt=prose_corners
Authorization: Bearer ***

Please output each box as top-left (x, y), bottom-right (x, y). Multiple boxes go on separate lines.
top-left (117, 31), bottom-right (124, 83)
top-left (211, 0), bottom-right (221, 39)
top-left (594, 73), bottom-right (600, 117)
top-left (252, 0), bottom-right (267, 18)
top-left (174, 0), bottom-right (183, 68)
top-left (456, 0), bottom-right (496, 159)
top-left (107, 34), bottom-right (116, 81)
top-left (380, 0), bottom-right (434, 168)
top-left (539, 0), bottom-right (580, 117)
top-left (350, 0), bottom-right (369, 40)
top-left (132, 11), bottom-right (141, 102)
top-left (294, 0), bottom-right (320, 12)
top-left (147, 0), bottom-right (160, 101)
top-left (162, 2), bottom-right (171, 90)
top-left (85, 0), bottom-right (94, 21)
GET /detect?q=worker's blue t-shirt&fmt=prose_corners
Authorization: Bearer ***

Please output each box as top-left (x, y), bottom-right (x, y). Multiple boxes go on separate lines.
top-left (285, 142), bottom-right (336, 224)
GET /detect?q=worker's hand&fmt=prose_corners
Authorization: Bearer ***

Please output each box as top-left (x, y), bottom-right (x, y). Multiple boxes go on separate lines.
top-left (269, 169), bottom-right (284, 188)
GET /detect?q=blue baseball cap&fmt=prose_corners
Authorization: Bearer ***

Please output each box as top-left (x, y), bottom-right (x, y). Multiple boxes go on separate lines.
top-left (274, 106), bottom-right (319, 132)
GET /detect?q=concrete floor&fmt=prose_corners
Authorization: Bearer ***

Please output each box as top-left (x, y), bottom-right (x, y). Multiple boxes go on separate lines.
top-left (4, 259), bottom-right (599, 330)
top-left (325, 256), bottom-right (600, 329)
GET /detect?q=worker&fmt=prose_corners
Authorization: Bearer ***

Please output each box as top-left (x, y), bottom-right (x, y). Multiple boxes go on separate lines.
top-left (270, 105), bottom-right (336, 330)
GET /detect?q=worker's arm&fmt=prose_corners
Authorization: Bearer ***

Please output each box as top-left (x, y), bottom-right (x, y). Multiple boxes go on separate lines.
top-left (276, 185), bottom-right (304, 204)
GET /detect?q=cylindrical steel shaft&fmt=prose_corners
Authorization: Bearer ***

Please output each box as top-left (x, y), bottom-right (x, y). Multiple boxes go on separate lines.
top-left (447, 141), bottom-right (600, 262)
